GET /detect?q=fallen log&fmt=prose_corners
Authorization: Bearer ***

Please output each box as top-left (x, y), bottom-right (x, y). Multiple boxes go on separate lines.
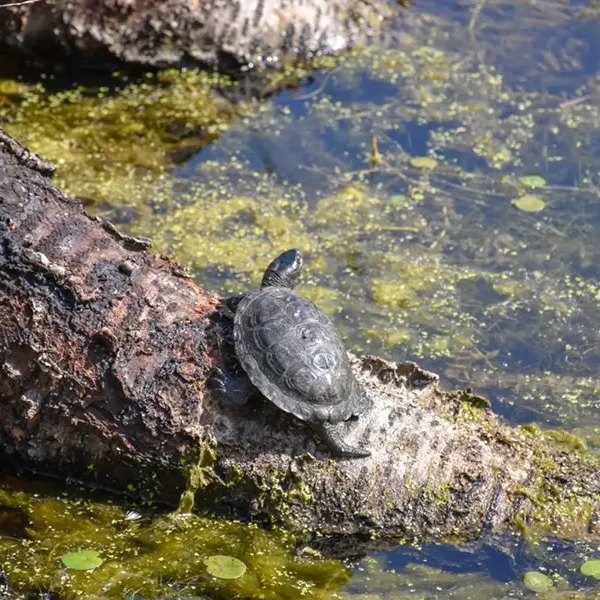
top-left (1, 128), bottom-right (599, 553)
top-left (0, 0), bottom-right (398, 72)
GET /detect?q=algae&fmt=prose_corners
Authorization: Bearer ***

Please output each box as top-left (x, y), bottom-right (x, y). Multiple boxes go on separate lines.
top-left (176, 436), bottom-right (218, 514)
top-left (0, 478), bottom-right (349, 599)
top-left (0, 69), bottom-right (242, 207)
top-left (1, 0), bottom-right (600, 595)
top-left (4, 45), bottom-right (600, 441)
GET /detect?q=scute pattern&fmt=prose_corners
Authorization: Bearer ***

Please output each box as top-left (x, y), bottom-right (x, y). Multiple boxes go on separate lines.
top-left (234, 287), bottom-right (366, 424)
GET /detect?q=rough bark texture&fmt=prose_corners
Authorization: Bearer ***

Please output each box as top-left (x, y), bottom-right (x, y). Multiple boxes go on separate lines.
top-left (1, 129), bottom-right (600, 553)
top-left (0, 0), bottom-right (398, 71)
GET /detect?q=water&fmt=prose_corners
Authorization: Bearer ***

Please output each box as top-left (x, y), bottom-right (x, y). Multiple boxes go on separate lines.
top-left (167, 8), bottom-right (600, 429)
top-left (1, 0), bottom-right (600, 597)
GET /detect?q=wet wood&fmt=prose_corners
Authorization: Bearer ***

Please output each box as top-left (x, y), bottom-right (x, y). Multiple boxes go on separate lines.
top-left (0, 129), bottom-right (599, 555)
top-left (0, 0), bottom-right (398, 71)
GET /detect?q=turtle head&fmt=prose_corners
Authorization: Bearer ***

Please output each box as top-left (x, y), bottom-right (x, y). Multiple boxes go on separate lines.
top-left (261, 249), bottom-right (303, 290)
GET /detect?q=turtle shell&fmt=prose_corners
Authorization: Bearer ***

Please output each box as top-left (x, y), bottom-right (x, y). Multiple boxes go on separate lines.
top-left (233, 287), bottom-right (365, 424)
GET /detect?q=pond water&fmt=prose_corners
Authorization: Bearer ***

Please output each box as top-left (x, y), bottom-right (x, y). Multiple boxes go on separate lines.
top-left (1, 0), bottom-right (600, 597)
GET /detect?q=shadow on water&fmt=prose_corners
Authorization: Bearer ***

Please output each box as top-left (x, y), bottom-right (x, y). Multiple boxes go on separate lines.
top-left (1, 0), bottom-right (600, 597)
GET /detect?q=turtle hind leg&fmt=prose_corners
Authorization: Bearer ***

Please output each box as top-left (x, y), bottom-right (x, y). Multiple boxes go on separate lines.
top-left (209, 366), bottom-right (256, 407)
top-left (311, 421), bottom-right (371, 459)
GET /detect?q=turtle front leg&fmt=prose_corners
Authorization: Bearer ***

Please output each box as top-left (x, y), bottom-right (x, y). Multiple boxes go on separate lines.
top-left (311, 421), bottom-right (371, 459)
top-left (209, 366), bottom-right (256, 407)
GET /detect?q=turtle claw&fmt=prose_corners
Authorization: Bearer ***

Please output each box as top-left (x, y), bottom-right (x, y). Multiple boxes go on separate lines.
top-left (311, 421), bottom-right (371, 459)
top-left (208, 367), bottom-right (227, 393)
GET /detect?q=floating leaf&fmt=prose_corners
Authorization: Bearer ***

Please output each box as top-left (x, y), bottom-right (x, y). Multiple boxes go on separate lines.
top-left (205, 555), bottom-right (247, 579)
top-left (60, 549), bottom-right (104, 571)
top-left (523, 571), bottom-right (553, 593)
top-left (511, 195), bottom-right (546, 213)
top-left (519, 175), bottom-right (546, 188)
top-left (410, 156), bottom-right (437, 170)
top-left (581, 560), bottom-right (600, 578)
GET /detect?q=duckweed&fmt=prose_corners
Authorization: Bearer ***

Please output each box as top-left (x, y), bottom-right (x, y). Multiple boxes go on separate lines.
top-left (0, 481), bottom-right (349, 599)
top-left (1, 1), bottom-right (600, 595)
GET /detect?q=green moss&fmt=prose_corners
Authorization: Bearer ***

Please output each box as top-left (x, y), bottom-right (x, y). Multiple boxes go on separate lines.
top-left (225, 464), bottom-right (245, 487)
top-left (514, 484), bottom-right (545, 508)
top-left (508, 424), bottom-right (600, 542)
top-left (176, 436), bottom-right (218, 513)
top-left (256, 471), bottom-right (314, 532)
top-left (453, 390), bottom-right (491, 422)
top-left (422, 334), bottom-right (451, 357)
top-left (520, 423), bottom-right (542, 437)
top-left (432, 484), bottom-right (451, 505)
top-left (542, 429), bottom-right (587, 453)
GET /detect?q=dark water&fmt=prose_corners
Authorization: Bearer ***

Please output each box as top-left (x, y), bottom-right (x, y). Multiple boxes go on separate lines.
top-left (2, 0), bottom-right (600, 597)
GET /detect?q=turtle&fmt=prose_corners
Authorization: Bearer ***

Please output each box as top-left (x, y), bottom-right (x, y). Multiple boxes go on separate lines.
top-left (212, 248), bottom-right (372, 458)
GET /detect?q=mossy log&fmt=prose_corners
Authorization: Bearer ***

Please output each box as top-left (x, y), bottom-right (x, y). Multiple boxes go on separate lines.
top-left (0, 0), bottom-right (398, 71)
top-left (1, 129), bottom-right (599, 554)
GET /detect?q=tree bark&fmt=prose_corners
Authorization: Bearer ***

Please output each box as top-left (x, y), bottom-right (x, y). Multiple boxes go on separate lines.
top-left (1, 129), bottom-right (599, 555)
top-left (0, 0), bottom-right (399, 72)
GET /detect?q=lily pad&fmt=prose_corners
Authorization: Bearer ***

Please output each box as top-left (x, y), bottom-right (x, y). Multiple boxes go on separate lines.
top-left (519, 175), bottom-right (546, 188)
top-left (581, 560), bottom-right (600, 578)
top-left (60, 549), bottom-right (104, 571)
top-left (410, 156), bottom-right (437, 170)
top-left (511, 195), bottom-right (546, 213)
top-left (523, 571), bottom-right (552, 593)
top-left (204, 555), bottom-right (247, 580)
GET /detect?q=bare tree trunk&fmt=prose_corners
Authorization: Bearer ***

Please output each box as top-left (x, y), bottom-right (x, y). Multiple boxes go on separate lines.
top-left (0, 129), bottom-right (599, 554)
top-left (0, 0), bottom-right (399, 71)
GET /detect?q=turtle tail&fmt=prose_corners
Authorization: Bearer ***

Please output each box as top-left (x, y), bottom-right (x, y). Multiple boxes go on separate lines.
top-left (311, 421), bottom-right (371, 459)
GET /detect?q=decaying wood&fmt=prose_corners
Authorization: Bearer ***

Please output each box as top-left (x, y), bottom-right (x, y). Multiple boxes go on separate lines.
top-left (1, 128), bottom-right (599, 554)
top-left (0, 0), bottom-right (400, 71)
